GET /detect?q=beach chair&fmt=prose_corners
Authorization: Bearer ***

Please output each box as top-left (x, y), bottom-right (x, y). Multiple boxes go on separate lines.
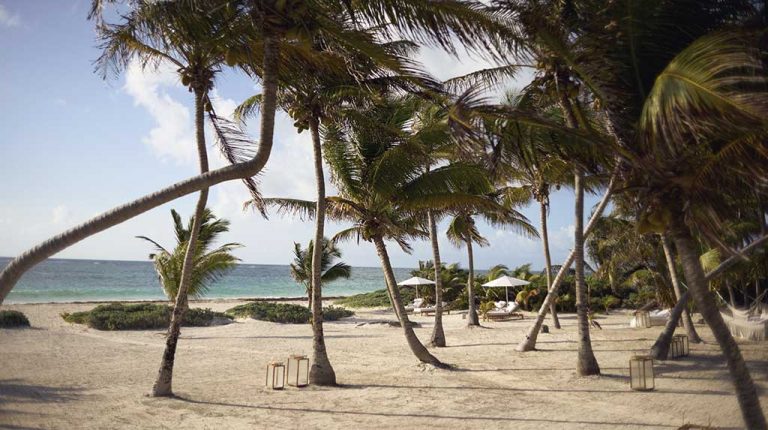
top-left (404, 298), bottom-right (425, 314)
top-left (418, 302), bottom-right (450, 316)
top-left (485, 301), bottom-right (523, 321)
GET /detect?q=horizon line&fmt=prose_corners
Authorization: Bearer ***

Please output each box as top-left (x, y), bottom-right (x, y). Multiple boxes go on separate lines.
top-left (0, 255), bottom-right (525, 272)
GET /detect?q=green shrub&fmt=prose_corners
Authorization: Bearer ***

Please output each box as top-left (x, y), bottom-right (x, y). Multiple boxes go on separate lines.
top-left (450, 289), bottom-right (469, 311)
top-left (478, 301), bottom-right (496, 318)
top-left (602, 295), bottom-right (621, 311)
top-left (334, 288), bottom-right (415, 309)
top-left (589, 296), bottom-right (603, 312)
top-left (323, 305), bottom-right (354, 321)
top-left (61, 310), bottom-right (90, 325)
top-left (0, 310), bottom-right (30, 328)
top-left (225, 302), bottom-right (354, 323)
top-left (226, 302), bottom-right (311, 323)
top-left (61, 303), bottom-right (231, 330)
top-left (556, 293), bottom-right (576, 312)
top-left (185, 307), bottom-right (232, 327)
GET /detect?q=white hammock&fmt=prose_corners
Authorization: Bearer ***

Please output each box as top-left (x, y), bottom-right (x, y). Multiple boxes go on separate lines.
top-left (719, 290), bottom-right (768, 341)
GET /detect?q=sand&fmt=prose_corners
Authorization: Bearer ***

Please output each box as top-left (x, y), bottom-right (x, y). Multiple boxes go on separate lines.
top-left (1, 300), bottom-right (767, 429)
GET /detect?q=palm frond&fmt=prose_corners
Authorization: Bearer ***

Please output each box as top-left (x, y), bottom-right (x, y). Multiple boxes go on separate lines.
top-left (208, 112), bottom-right (265, 215)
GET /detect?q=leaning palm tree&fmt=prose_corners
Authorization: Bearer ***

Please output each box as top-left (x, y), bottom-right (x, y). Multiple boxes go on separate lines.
top-left (138, 209), bottom-right (241, 301)
top-left (289, 239), bottom-right (351, 309)
top-left (258, 96), bottom-right (498, 366)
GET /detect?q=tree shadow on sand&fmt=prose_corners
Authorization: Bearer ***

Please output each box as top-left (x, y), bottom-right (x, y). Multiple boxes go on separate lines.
top-left (337, 382), bottom-right (730, 396)
top-left (0, 379), bottom-right (84, 405)
top-left (172, 395), bottom-right (682, 428)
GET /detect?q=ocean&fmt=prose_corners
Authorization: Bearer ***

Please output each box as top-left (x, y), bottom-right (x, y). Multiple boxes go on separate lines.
top-left (0, 257), bottom-right (413, 304)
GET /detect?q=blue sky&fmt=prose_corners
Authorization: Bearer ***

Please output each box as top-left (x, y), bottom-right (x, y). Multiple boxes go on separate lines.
top-left (0, 1), bottom-right (600, 270)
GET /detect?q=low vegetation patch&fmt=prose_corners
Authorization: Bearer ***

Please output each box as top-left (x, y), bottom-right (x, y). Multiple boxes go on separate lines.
top-left (225, 302), bottom-right (354, 323)
top-left (0, 310), bottom-right (31, 328)
top-left (323, 305), bottom-right (355, 321)
top-left (61, 303), bottom-right (232, 330)
top-left (334, 288), bottom-right (415, 309)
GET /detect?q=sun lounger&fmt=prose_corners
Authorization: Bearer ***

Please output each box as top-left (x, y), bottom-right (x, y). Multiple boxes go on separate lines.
top-left (418, 302), bottom-right (450, 316)
top-left (404, 298), bottom-right (425, 314)
top-left (485, 302), bottom-right (523, 321)
top-left (629, 308), bottom-right (672, 327)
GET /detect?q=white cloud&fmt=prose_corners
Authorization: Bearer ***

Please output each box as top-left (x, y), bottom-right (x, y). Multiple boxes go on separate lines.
top-left (52, 205), bottom-right (71, 226)
top-left (124, 60), bottom-right (196, 165)
top-left (416, 45), bottom-right (535, 99)
top-left (0, 4), bottom-right (21, 28)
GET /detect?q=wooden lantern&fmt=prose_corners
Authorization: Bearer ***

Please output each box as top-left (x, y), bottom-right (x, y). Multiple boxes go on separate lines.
top-left (287, 355), bottom-right (309, 387)
top-left (673, 334), bottom-right (689, 356)
top-left (266, 361), bottom-right (285, 390)
top-left (635, 311), bottom-right (651, 328)
top-left (629, 355), bottom-right (655, 391)
top-left (669, 336), bottom-right (683, 358)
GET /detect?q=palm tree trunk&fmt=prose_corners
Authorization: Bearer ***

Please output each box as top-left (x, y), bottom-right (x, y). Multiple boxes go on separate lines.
top-left (428, 210), bottom-right (446, 347)
top-left (650, 290), bottom-right (689, 360)
top-left (372, 235), bottom-right (444, 367)
top-left (308, 116), bottom-right (336, 386)
top-left (152, 86), bottom-right (210, 397)
top-left (516, 168), bottom-right (617, 351)
top-left (671, 219), bottom-right (766, 429)
top-left (466, 238), bottom-right (480, 326)
top-left (573, 168), bottom-right (600, 376)
top-left (660, 233), bottom-right (701, 343)
top-left (0, 37), bottom-right (282, 305)
top-left (540, 201), bottom-right (560, 329)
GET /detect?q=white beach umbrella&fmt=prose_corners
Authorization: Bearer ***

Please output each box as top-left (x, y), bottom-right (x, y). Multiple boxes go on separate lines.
top-left (482, 275), bottom-right (530, 303)
top-left (397, 276), bottom-right (435, 298)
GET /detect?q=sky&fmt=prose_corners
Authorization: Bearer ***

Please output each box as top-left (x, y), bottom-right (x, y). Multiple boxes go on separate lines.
top-left (0, 1), bottom-right (600, 270)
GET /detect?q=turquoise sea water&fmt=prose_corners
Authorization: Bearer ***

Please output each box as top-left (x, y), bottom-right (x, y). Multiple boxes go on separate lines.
top-left (0, 257), bottom-right (413, 304)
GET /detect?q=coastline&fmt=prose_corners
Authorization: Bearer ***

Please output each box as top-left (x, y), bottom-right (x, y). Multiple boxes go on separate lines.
top-left (2, 295), bottom-right (351, 306)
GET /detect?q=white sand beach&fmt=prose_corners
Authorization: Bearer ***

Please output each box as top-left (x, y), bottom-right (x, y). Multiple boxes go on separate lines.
top-left (1, 301), bottom-right (766, 429)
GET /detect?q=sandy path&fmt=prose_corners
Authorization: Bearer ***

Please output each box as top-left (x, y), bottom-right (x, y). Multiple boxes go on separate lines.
top-left (1, 301), bottom-right (766, 429)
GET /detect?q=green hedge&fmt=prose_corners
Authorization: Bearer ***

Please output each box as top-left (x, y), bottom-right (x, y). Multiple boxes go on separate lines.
top-left (334, 288), bottom-right (415, 309)
top-left (61, 303), bottom-right (232, 330)
top-left (0, 310), bottom-right (30, 328)
top-left (225, 302), bottom-right (354, 323)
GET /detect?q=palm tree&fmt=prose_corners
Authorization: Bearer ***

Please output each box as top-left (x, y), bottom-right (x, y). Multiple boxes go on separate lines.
top-left (92, 0), bottom-right (249, 397)
top-left (447, 213), bottom-right (488, 326)
top-left (237, 24), bottom-right (439, 382)
top-left (260, 96), bottom-right (497, 366)
top-left (495, 96), bottom-right (572, 328)
top-left (447, 203), bottom-right (536, 327)
top-left (138, 209), bottom-right (241, 301)
top-left (289, 238), bottom-right (351, 309)
top-left (408, 98), bottom-right (462, 347)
